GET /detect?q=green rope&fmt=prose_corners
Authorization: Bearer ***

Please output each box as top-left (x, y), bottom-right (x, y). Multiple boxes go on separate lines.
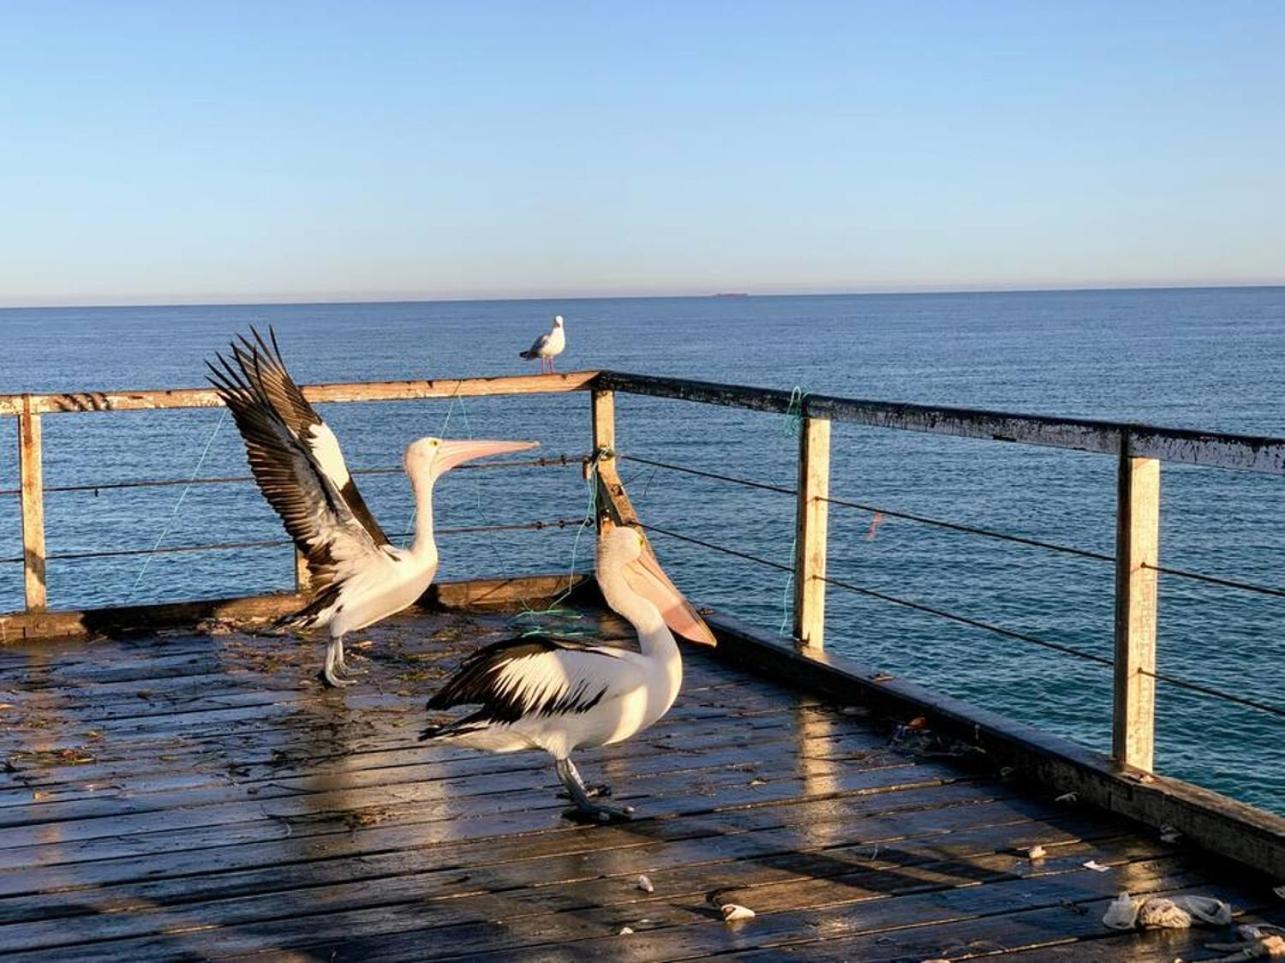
top-left (782, 386), bottom-right (809, 437)
top-left (777, 386), bottom-right (809, 632)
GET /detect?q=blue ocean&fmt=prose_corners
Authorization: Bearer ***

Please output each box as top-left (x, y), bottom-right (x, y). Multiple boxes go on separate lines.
top-left (0, 288), bottom-right (1281, 813)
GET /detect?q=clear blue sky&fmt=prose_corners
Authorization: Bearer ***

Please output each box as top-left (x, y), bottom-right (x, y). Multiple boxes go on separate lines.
top-left (2, 1), bottom-right (1282, 306)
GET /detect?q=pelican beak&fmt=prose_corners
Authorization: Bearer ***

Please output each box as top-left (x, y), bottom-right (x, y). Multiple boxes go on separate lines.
top-left (622, 539), bottom-right (718, 647)
top-left (435, 439), bottom-right (539, 478)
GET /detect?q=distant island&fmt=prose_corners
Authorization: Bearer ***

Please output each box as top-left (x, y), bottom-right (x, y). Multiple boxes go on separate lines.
top-left (711, 292), bottom-right (749, 298)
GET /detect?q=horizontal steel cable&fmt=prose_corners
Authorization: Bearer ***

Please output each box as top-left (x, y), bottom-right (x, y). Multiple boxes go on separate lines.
top-left (822, 494), bottom-right (1114, 563)
top-left (641, 523), bottom-right (1284, 717)
top-left (816, 573), bottom-right (1113, 668)
top-left (1140, 668), bottom-right (1285, 719)
top-left (625, 453), bottom-right (1285, 600)
top-left (1145, 562), bottom-right (1285, 600)
top-left (0, 517), bottom-right (586, 564)
top-left (619, 453), bottom-right (1112, 562)
top-left (637, 523), bottom-right (793, 573)
top-left (0, 454), bottom-right (585, 497)
top-left (620, 454), bottom-right (796, 496)
top-left (641, 521), bottom-right (1106, 666)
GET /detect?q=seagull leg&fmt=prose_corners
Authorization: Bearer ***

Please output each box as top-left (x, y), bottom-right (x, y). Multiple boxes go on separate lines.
top-left (322, 636), bottom-right (357, 688)
top-left (556, 757), bottom-right (630, 823)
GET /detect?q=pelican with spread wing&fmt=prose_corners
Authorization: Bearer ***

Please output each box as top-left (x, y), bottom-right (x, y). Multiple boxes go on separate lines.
top-left (421, 523), bottom-right (715, 823)
top-left (208, 327), bottom-right (537, 686)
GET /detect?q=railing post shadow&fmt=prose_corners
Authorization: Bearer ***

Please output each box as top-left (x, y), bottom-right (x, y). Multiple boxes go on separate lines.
top-left (1113, 431), bottom-right (1160, 772)
top-left (18, 396), bottom-right (47, 613)
top-left (793, 414), bottom-right (831, 649)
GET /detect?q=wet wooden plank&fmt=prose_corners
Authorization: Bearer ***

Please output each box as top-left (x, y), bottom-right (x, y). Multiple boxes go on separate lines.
top-left (0, 605), bottom-right (1265, 962)
top-left (705, 610), bottom-right (1285, 879)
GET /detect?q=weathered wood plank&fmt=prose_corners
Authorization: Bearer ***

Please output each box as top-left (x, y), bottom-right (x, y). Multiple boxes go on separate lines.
top-left (0, 371), bottom-right (601, 417)
top-left (1113, 447), bottom-right (1160, 771)
top-left (724, 882), bottom-right (1283, 962)
top-left (216, 855), bottom-right (1205, 963)
top-left (0, 818), bottom-right (1162, 956)
top-left (705, 610), bottom-right (1285, 879)
top-left (792, 415), bottom-right (830, 648)
top-left (17, 399), bottom-right (46, 613)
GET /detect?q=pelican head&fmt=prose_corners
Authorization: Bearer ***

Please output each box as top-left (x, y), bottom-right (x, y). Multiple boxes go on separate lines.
top-left (598, 521), bottom-right (717, 646)
top-left (405, 437), bottom-right (539, 484)
top-left (553, 315), bottom-right (564, 327)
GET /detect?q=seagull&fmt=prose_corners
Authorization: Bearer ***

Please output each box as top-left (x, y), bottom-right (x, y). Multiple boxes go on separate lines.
top-left (207, 326), bottom-right (538, 687)
top-left (519, 315), bottom-right (566, 374)
top-left (420, 522), bottom-right (715, 823)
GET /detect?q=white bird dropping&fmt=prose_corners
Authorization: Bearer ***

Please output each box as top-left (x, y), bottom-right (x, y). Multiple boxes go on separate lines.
top-left (636, 874), bottom-right (654, 893)
top-left (722, 904), bottom-right (756, 922)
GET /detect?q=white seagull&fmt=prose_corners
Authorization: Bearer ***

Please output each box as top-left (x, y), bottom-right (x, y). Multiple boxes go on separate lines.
top-left (420, 522), bottom-right (715, 823)
top-left (519, 315), bottom-right (566, 374)
top-left (208, 327), bottom-right (538, 687)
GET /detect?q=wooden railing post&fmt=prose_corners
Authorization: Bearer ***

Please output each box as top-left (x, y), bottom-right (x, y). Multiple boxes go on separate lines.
top-left (591, 389), bottom-right (617, 535)
top-left (793, 416), bottom-right (830, 648)
top-left (1113, 436), bottom-right (1160, 771)
top-left (18, 396), bottom-right (47, 613)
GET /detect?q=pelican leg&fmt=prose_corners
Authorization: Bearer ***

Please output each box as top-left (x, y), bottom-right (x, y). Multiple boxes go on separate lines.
top-left (556, 757), bottom-right (630, 824)
top-left (556, 758), bottom-right (613, 799)
top-left (334, 637), bottom-right (367, 676)
top-left (322, 636), bottom-right (357, 688)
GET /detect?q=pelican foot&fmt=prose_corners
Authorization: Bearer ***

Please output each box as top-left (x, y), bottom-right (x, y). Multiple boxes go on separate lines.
top-left (557, 783), bottom-right (613, 800)
top-left (320, 666), bottom-right (359, 688)
top-left (561, 802), bottom-right (632, 825)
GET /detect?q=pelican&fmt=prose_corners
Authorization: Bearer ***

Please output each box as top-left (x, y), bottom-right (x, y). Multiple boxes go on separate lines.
top-left (519, 315), bottom-right (566, 373)
top-left (420, 522), bottom-right (716, 823)
top-left (207, 327), bottom-right (538, 687)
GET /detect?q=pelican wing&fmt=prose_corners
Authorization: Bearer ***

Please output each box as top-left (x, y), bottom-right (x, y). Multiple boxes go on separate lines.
top-left (207, 348), bottom-right (389, 593)
top-left (223, 327), bottom-right (390, 546)
top-left (425, 634), bottom-right (644, 724)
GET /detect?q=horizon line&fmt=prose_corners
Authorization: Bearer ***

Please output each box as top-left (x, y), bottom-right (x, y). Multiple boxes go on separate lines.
top-left (2, 280), bottom-right (1283, 312)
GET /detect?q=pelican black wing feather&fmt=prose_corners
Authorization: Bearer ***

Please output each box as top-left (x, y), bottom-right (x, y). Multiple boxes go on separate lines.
top-left (227, 326), bottom-right (390, 546)
top-left (425, 634), bottom-right (619, 725)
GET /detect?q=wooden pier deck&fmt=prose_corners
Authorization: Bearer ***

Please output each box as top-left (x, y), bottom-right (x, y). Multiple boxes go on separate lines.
top-left (0, 602), bottom-right (1279, 962)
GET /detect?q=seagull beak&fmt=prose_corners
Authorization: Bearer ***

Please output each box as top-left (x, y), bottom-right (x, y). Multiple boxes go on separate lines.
top-left (622, 540), bottom-right (718, 647)
top-left (434, 439), bottom-right (539, 478)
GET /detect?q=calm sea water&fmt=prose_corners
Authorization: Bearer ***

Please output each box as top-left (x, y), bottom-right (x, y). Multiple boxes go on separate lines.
top-left (1, 289), bottom-right (1282, 812)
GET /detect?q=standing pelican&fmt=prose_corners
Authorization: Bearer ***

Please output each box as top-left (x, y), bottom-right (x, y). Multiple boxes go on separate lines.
top-left (208, 327), bottom-right (537, 687)
top-left (519, 315), bottom-right (566, 373)
top-left (420, 523), bottom-right (714, 823)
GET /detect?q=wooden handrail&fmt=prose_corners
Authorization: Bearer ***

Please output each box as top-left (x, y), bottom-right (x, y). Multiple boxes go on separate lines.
top-left (0, 370), bottom-right (601, 416)
top-left (595, 371), bottom-right (1285, 475)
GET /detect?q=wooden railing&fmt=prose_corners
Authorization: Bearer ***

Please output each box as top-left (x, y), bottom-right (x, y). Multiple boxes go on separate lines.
top-left (4, 369), bottom-right (1284, 781)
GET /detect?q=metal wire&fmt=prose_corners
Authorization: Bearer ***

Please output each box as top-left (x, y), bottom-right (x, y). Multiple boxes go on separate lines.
top-left (822, 494), bottom-right (1115, 563)
top-left (0, 454), bottom-right (585, 497)
top-left (1141, 669), bottom-right (1285, 719)
top-left (1146, 562), bottom-right (1285, 600)
top-left (620, 454), bottom-right (796, 496)
top-left (637, 523), bottom-right (793, 573)
top-left (640, 518), bottom-right (1104, 670)
top-left (619, 453), bottom-right (1113, 562)
top-left (0, 517), bottom-right (586, 564)
top-left (816, 573), bottom-right (1114, 668)
top-left (642, 521), bottom-right (1285, 718)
